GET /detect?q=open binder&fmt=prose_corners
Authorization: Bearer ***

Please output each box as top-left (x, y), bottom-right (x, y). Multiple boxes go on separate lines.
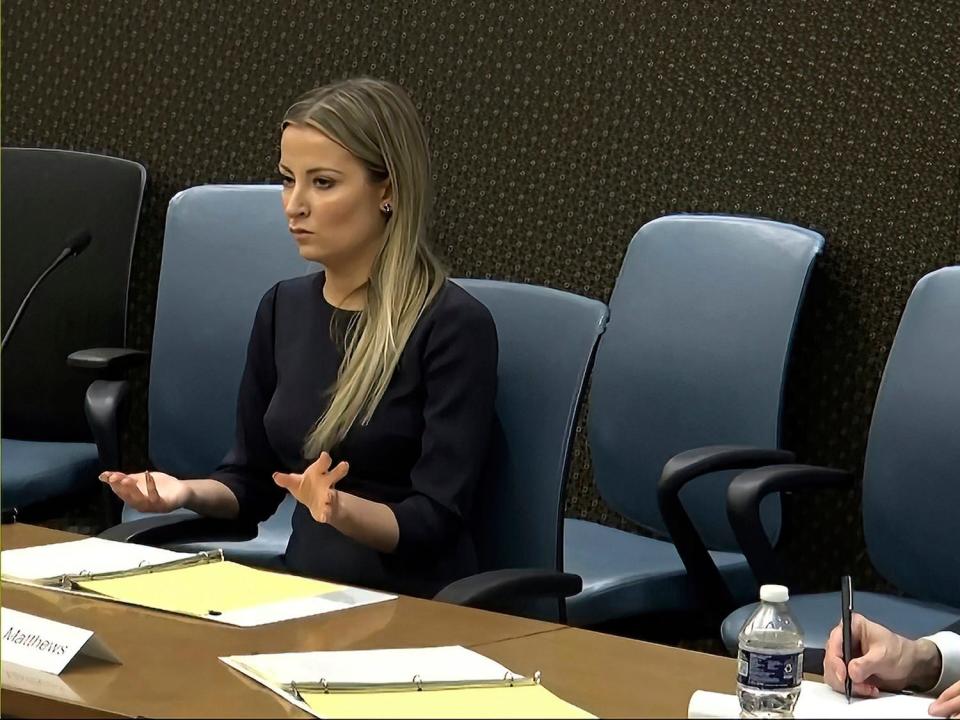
top-left (1, 537), bottom-right (395, 627)
top-left (221, 646), bottom-right (595, 719)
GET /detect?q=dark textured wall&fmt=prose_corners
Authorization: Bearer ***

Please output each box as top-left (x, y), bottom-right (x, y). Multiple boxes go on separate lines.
top-left (3, 0), bottom-right (958, 594)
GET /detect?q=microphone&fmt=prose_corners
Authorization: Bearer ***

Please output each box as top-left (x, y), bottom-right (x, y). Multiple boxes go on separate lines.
top-left (65, 230), bottom-right (92, 256)
top-left (1, 230), bottom-right (93, 352)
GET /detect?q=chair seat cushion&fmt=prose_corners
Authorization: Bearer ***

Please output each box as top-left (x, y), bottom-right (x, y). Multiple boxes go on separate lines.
top-left (563, 518), bottom-right (758, 626)
top-left (1, 438), bottom-right (100, 511)
top-left (121, 494), bottom-right (295, 569)
top-left (722, 591), bottom-right (960, 659)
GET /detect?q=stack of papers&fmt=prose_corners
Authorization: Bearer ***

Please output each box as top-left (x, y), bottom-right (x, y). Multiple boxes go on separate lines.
top-left (688, 680), bottom-right (943, 718)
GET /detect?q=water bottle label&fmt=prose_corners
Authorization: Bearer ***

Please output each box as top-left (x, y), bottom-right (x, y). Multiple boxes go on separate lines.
top-left (737, 649), bottom-right (803, 690)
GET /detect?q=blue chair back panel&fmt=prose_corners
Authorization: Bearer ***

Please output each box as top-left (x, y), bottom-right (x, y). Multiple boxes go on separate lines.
top-left (863, 266), bottom-right (960, 607)
top-left (455, 280), bottom-right (608, 572)
top-left (149, 185), bottom-right (316, 477)
top-left (588, 214), bottom-right (823, 550)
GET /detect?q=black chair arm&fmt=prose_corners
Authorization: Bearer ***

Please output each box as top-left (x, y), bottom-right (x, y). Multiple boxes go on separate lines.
top-left (727, 464), bottom-right (853, 585)
top-left (70, 348), bottom-right (148, 523)
top-left (68, 347), bottom-right (149, 376)
top-left (657, 445), bottom-right (795, 613)
top-left (98, 514), bottom-right (258, 547)
top-left (84, 379), bottom-right (131, 473)
top-left (434, 568), bottom-right (582, 621)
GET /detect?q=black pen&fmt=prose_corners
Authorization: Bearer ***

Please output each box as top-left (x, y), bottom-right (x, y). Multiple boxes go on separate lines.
top-left (841, 575), bottom-right (854, 704)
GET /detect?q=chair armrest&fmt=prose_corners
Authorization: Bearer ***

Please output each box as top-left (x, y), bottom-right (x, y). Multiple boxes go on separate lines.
top-left (98, 515), bottom-right (258, 547)
top-left (656, 445), bottom-right (795, 613)
top-left (727, 464), bottom-right (853, 585)
top-left (84, 379), bottom-right (131, 475)
top-left (68, 347), bottom-right (149, 377)
top-left (434, 568), bottom-right (582, 620)
top-left (71, 348), bottom-right (148, 522)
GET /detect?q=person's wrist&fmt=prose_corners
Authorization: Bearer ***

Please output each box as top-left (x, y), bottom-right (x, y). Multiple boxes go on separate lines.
top-left (906, 638), bottom-right (943, 693)
top-left (176, 479), bottom-right (194, 512)
top-left (327, 489), bottom-right (348, 530)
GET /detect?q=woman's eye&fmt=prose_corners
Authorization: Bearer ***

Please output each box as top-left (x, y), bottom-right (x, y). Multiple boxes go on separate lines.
top-left (279, 174), bottom-right (294, 186)
top-left (313, 177), bottom-right (334, 189)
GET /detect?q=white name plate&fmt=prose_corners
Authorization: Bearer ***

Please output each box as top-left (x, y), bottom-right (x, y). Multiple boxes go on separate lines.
top-left (1, 607), bottom-right (120, 675)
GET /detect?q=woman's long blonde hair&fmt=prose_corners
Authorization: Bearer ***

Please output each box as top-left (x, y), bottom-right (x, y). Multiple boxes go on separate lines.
top-left (283, 78), bottom-right (447, 458)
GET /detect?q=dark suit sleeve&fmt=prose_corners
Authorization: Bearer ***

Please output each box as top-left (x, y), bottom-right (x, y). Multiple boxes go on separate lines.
top-left (210, 284), bottom-right (288, 524)
top-left (387, 298), bottom-right (498, 561)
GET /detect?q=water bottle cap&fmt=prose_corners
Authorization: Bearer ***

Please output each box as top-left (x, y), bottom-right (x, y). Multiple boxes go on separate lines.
top-left (760, 584), bottom-right (789, 603)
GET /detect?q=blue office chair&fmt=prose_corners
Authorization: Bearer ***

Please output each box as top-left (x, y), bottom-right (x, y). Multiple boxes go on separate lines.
top-left (435, 279), bottom-right (608, 620)
top-left (563, 214), bottom-right (824, 627)
top-left (1, 148), bottom-right (145, 521)
top-left (97, 185), bottom-right (607, 620)
top-left (720, 266), bottom-right (960, 671)
top-left (89, 185), bottom-right (314, 563)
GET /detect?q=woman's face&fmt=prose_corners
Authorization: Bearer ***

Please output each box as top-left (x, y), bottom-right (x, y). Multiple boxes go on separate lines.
top-left (279, 123), bottom-right (390, 265)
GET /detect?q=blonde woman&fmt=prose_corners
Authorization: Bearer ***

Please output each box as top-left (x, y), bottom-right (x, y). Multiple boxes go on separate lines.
top-left (100, 78), bottom-right (499, 597)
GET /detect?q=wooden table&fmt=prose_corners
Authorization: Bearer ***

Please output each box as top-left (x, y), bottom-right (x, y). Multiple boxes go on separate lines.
top-left (1, 524), bottom-right (738, 718)
top-left (477, 627), bottom-right (737, 718)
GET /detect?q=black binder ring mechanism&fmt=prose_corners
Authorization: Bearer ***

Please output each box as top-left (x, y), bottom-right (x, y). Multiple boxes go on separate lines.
top-left (286, 670), bottom-right (543, 700)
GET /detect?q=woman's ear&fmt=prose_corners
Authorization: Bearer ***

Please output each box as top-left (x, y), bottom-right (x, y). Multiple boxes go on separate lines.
top-left (378, 180), bottom-right (394, 218)
top-left (379, 179), bottom-right (393, 205)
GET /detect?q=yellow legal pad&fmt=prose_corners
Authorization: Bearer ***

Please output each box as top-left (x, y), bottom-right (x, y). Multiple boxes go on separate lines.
top-left (77, 561), bottom-right (343, 617)
top-left (300, 684), bottom-right (594, 719)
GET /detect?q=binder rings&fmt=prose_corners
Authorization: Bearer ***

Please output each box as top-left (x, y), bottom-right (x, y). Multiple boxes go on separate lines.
top-left (1, 537), bottom-right (395, 626)
top-left (221, 646), bottom-right (595, 719)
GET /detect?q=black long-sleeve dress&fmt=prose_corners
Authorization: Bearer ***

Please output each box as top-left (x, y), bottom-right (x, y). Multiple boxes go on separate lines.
top-left (211, 272), bottom-right (499, 598)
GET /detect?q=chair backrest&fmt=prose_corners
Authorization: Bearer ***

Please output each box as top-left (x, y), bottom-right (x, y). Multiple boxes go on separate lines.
top-left (149, 185), bottom-right (315, 476)
top-left (863, 266), bottom-right (960, 608)
top-left (150, 185), bottom-right (608, 580)
top-left (588, 214), bottom-right (823, 550)
top-left (455, 280), bottom-right (608, 573)
top-left (1, 148), bottom-right (145, 442)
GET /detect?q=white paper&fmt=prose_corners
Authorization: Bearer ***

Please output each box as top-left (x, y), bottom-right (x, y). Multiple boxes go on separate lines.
top-left (0, 537), bottom-right (192, 582)
top-left (213, 594), bottom-right (349, 627)
top-left (1, 607), bottom-right (120, 675)
top-left (688, 680), bottom-right (942, 719)
top-left (222, 645), bottom-right (519, 686)
top-left (210, 587), bottom-right (396, 627)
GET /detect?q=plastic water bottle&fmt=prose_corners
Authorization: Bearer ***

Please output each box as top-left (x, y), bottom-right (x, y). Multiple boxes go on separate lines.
top-left (737, 584), bottom-right (804, 717)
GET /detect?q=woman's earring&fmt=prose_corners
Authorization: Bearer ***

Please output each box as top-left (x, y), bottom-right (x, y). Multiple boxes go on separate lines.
top-left (381, 202), bottom-right (393, 217)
